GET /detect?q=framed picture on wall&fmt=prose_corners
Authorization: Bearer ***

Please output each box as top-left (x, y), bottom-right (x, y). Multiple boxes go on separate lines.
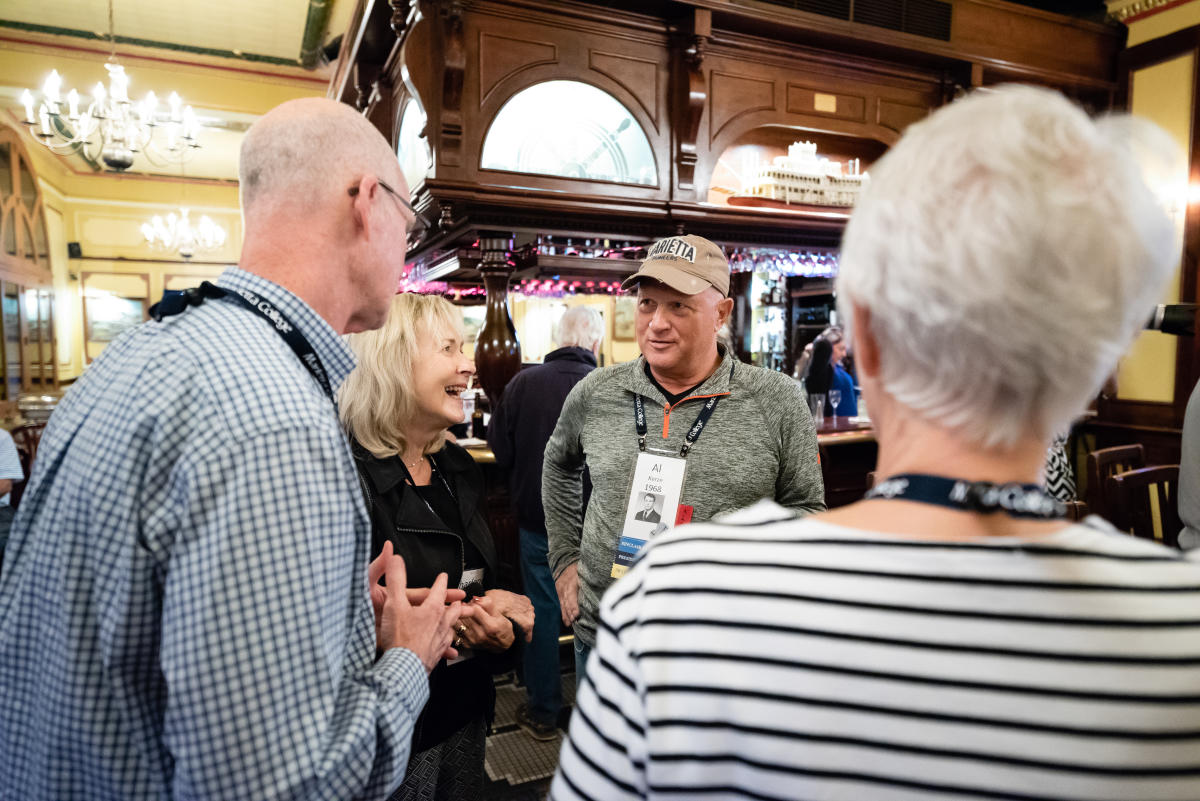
top-left (84, 295), bottom-right (147, 343)
top-left (613, 295), bottom-right (636, 341)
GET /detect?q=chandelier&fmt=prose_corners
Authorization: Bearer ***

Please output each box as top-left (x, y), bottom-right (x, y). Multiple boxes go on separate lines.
top-left (141, 209), bottom-right (226, 260)
top-left (18, 0), bottom-right (201, 171)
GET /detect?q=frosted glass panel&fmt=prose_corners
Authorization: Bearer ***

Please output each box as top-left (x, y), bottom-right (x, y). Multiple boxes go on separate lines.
top-left (396, 99), bottom-right (431, 192)
top-left (481, 81), bottom-right (657, 186)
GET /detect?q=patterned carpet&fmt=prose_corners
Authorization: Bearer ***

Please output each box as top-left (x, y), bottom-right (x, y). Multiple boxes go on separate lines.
top-left (482, 671), bottom-right (577, 800)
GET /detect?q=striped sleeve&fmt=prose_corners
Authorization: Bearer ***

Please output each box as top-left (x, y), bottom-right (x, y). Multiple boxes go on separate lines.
top-left (551, 565), bottom-right (651, 800)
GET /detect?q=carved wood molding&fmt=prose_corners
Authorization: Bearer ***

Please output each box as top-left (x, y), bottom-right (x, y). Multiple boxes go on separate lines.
top-left (676, 9), bottom-right (711, 193)
top-left (439, 0), bottom-right (466, 167)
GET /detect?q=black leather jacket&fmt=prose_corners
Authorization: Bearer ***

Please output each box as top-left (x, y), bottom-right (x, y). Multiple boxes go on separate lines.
top-left (352, 438), bottom-right (512, 751)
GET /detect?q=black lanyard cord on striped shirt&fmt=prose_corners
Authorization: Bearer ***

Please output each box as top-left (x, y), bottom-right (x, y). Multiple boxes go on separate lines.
top-left (864, 473), bottom-right (1067, 520)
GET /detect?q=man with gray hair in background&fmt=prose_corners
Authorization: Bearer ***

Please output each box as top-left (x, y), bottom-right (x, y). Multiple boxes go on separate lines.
top-left (488, 305), bottom-right (604, 740)
top-left (0, 98), bottom-right (462, 800)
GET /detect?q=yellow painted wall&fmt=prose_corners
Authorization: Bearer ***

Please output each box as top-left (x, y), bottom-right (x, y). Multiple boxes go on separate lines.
top-left (3, 38), bottom-right (329, 382)
top-left (1127, 0), bottom-right (1200, 46)
top-left (17, 132), bottom-right (240, 380)
top-left (508, 293), bottom-right (641, 367)
top-left (1115, 27), bottom-right (1196, 402)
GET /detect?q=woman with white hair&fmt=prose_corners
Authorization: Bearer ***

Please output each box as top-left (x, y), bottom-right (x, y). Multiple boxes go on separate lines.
top-left (551, 86), bottom-right (1200, 800)
top-left (341, 293), bottom-right (534, 801)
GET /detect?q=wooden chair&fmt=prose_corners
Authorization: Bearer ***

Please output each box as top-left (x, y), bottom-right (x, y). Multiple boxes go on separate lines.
top-left (1086, 444), bottom-right (1146, 523)
top-left (10, 423), bottom-right (46, 464)
top-left (1107, 465), bottom-right (1181, 548)
top-left (1063, 500), bottom-right (1089, 522)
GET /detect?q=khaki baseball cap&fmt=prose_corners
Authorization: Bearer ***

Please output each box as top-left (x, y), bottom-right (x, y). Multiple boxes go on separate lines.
top-left (621, 234), bottom-right (730, 297)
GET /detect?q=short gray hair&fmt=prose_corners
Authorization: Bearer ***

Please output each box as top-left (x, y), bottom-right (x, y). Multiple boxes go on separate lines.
top-left (839, 85), bottom-right (1180, 449)
top-left (557, 306), bottom-right (604, 349)
top-left (239, 98), bottom-right (399, 217)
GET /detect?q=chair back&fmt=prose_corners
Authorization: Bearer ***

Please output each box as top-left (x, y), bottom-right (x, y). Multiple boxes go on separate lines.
top-left (1106, 465), bottom-right (1182, 548)
top-left (10, 423), bottom-right (45, 463)
top-left (1086, 444), bottom-right (1146, 522)
top-left (1063, 500), bottom-right (1089, 522)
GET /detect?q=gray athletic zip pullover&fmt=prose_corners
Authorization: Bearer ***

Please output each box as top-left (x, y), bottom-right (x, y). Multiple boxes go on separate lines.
top-left (543, 348), bottom-right (825, 648)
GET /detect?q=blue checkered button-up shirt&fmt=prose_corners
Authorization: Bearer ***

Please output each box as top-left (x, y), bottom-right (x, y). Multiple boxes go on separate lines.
top-left (0, 268), bottom-right (427, 800)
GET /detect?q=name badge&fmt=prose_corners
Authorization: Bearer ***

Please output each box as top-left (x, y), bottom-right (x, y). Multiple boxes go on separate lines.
top-left (611, 452), bottom-right (687, 579)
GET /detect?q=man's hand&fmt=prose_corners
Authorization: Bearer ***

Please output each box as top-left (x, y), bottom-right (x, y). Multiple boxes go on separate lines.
top-left (555, 562), bottom-right (579, 627)
top-left (368, 542), bottom-right (463, 672)
top-left (479, 589), bottom-right (534, 642)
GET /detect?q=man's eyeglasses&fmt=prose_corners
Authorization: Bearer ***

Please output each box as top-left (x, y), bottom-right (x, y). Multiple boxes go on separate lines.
top-left (348, 179), bottom-right (426, 237)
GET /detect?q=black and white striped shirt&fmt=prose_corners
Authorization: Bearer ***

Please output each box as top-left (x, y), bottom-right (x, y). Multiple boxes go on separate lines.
top-left (551, 500), bottom-right (1200, 801)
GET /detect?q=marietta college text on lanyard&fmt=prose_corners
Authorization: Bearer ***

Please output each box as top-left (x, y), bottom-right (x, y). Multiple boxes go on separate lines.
top-left (611, 364), bottom-right (732, 579)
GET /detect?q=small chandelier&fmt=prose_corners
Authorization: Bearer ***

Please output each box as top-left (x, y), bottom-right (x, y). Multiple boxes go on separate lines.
top-left (141, 209), bottom-right (226, 260)
top-left (18, 0), bottom-right (201, 171)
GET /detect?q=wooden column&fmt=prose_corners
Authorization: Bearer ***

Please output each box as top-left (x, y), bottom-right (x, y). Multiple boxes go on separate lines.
top-left (474, 233), bottom-right (521, 403)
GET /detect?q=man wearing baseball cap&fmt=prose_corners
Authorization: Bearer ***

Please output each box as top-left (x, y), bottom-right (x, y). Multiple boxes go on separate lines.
top-left (542, 233), bottom-right (825, 684)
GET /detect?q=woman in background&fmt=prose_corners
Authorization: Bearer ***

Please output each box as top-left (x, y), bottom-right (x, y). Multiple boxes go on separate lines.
top-left (341, 293), bottom-right (534, 801)
top-left (818, 325), bottom-right (858, 417)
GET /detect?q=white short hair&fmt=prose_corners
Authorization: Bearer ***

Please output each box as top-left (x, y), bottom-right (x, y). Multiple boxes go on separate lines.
top-left (557, 306), bottom-right (604, 349)
top-left (239, 98), bottom-right (399, 217)
top-left (838, 85), bottom-right (1181, 449)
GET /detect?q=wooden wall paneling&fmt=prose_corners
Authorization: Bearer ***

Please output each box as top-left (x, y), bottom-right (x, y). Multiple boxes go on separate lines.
top-left (479, 32), bottom-right (559, 106)
top-left (456, 1), bottom-right (672, 200)
top-left (690, 35), bottom-right (942, 202)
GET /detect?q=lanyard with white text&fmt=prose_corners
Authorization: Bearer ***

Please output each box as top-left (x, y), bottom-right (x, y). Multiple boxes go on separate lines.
top-left (151, 281), bottom-right (334, 403)
top-left (633, 363), bottom-right (733, 457)
top-left (864, 474), bottom-right (1067, 519)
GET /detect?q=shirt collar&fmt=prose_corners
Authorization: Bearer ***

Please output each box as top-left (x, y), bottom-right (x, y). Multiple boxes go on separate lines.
top-left (217, 267), bottom-right (357, 392)
top-left (619, 345), bottom-right (736, 404)
top-left (543, 346), bottom-right (598, 367)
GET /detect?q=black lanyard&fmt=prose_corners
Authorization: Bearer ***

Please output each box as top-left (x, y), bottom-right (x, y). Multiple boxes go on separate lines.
top-left (150, 281), bottom-right (334, 402)
top-left (634, 364), bottom-right (733, 458)
top-left (863, 473), bottom-right (1067, 520)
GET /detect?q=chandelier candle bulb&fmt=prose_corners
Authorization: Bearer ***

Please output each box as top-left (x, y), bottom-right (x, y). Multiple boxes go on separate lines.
top-left (20, 90), bottom-right (33, 124)
top-left (43, 70), bottom-right (61, 107)
top-left (67, 90), bottom-right (80, 120)
top-left (168, 92), bottom-right (182, 121)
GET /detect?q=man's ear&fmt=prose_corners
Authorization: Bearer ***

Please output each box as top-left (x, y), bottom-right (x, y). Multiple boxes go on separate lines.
top-left (349, 174), bottom-right (378, 237)
top-left (850, 303), bottom-right (880, 379)
top-left (716, 296), bottom-right (735, 329)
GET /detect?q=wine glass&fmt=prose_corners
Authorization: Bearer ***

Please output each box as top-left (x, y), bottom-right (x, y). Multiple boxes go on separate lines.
top-left (828, 389), bottom-right (842, 416)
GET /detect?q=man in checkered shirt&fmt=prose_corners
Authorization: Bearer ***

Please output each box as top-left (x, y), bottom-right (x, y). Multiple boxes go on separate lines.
top-left (0, 99), bottom-right (462, 800)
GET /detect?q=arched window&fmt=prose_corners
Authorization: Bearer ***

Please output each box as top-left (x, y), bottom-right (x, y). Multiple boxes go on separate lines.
top-left (480, 81), bottom-right (656, 186)
top-left (396, 98), bottom-right (431, 192)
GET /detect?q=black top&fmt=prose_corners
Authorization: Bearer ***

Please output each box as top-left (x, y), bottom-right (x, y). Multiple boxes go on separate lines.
top-left (412, 461), bottom-right (486, 590)
top-left (352, 439), bottom-right (514, 751)
top-left (487, 346), bottom-right (597, 534)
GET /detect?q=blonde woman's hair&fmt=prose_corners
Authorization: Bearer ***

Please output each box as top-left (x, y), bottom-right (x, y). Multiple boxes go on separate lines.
top-left (340, 293), bottom-right (466, 459)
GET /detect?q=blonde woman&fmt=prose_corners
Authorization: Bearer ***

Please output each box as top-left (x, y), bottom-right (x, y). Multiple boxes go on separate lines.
top-left (341, 293), bottom-right (533, 801)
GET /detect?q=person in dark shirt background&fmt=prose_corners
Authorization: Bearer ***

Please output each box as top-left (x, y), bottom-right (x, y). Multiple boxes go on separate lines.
top-left (488, 305), bottom-right (604, 740)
